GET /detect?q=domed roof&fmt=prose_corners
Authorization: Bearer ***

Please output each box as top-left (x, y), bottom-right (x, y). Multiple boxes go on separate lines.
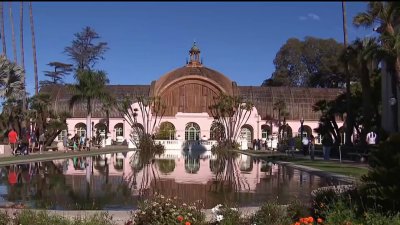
top-left (153, 66), bottom-right (234, 96)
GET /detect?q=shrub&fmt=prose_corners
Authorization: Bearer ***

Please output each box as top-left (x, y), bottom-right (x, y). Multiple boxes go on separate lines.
top-left (14, 210), bottom-right (71, 225)
top-left (0, 210), bottom-right (11, 225)
top-left (361, 133), bottom-right (400, 212)
top-left (249, 202), bottom-right (292, 225)
top-left (72, 212), bottom-right (117, 225)
top-left (286, 199), bottom-right (310, 222)
top-left (209, 204), bottom-right (242, 225)
top-left (131, 194), bottom-right (206, 225)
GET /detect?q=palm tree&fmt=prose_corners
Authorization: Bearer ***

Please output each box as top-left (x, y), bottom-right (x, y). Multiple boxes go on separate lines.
top-left (342, 1), bottom-right (353, 145)
top-left (346, 38), bottom-right (380, 143)
top-left (8, 2), bottom-right (17, 63)
top-left (0, 55), bottom-right (24, 100)
top-left (19, 2), bottom-right (24, 70)
top-left (29, 2), bottom-right (38, 94)
top-left (69, 69), bottom-right (110, 146)
top-left (0, 2), bottom-right (6, 56)
top-left (353, 1), bottom-right (400, 132)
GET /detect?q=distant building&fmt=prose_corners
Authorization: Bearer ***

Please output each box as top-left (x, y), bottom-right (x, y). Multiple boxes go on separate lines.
top-left (41, 42), bottom-right (344, 148)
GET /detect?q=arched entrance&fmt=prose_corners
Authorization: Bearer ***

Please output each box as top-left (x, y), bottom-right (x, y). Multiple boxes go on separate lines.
top-left (75, 123), bottom-right (86, 138)
top-left (281, 124), bottom-right (292, 140)
top-left (156, 122), bottom-right (176, 140)
top-left (210, 121), bottom-right (225, 141)
top-left (298, 125), bottom-right (312, 137)
top-left (185, 122), bottom-right (200, 140)
top-left (240, 124), bottom-right (253, 148)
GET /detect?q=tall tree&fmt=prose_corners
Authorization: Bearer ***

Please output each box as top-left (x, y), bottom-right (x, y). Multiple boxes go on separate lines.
top-left (273, 99), bottom-right (289, 142)
top-left (353, 1), bottom-right (400, 132)
top-left (29, 2), bottom-right (38, 94)
top-left (0, 2), bottom-right (6, 56)
top-left (69, 69), bottom-right (110, 146)
top-left (342, 1), bottom-right (354, 146)
top-left (8, 2), bottom-right (17, 63)
top-left (346, 38), bottom-right (381, 144)
top-left (208, 94), bottom-right (253, 146)
top-left (19, 2), bottom-right (24, 70)
top-left (263, 37), bottom-right (345, 88)
top-left (40, 61), bottom-right (73, 87)
top-left (64, 26), bottom-right (108, 72)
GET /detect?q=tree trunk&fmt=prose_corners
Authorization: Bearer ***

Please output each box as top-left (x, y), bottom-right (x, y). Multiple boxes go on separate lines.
top-left (0, 2), bottom-right (6, 56)
top-left (19, 2), bottom-right (24, 70)
top-left (29, 2), bottom-right (38, 94)
top-left (9, 2), bottom-right (17, 63)
top-left (360, 61), bottom-right (374, 144)
top-left (20, 2), bottom-right (27, 130)
top-left (87, 98), bottom-right (92, 147)
top-left (342, 1), bottom-right (353, 145)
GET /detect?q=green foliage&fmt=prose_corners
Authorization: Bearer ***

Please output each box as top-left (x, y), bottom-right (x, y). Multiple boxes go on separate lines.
top-left (72, 212), bottom-right (117, 225)
top-left (13, 210), bottom-right (117, 225)
top-left (132, 194), bottom-right (206, 225)
top-left (155, 122), bottom-right (176, 140)
top-left (156, 159), bottom-right (176, 174)
top-left (0, 210), bottom-right (11, 225)
top-left (286, 199), bottom-right (310, 222)
top-left (264, 36), bottom-right (345, 88)
top-left (14, 210), bottom-right (71, 225)
top-left (323, 201), bottom-right (361, 225)
top-left (210, 204), bottom-right (242, 225)
top-left (249, 202), bottom-right (292, 225)
top-left (64, 26), bottom-right (108, 71)
top-left (361, 133), bottom-right (400, 212)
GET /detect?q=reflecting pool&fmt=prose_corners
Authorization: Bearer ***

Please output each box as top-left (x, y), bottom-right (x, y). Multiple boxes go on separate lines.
top-left (0, 150), bottom-right (350, 210)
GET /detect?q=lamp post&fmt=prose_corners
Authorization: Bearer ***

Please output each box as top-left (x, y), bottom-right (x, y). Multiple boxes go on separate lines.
top-left (300, 117), bottom-right (304, 139)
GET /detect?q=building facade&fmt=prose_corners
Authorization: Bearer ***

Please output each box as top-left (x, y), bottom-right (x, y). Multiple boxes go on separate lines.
top-left (42, 43), bottom-right (344, 149)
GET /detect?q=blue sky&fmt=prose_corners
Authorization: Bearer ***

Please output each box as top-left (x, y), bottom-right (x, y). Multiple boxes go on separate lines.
top-left (1, 2), bottom-right (374, 96)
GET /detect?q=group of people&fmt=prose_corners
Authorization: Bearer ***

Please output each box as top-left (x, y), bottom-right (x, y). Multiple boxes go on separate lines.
top-left (7, 128), bottom-right (46, 155)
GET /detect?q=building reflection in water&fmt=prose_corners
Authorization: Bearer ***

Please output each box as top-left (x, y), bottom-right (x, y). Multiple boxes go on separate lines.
top-left (0, 149), bottom-right (350, 209)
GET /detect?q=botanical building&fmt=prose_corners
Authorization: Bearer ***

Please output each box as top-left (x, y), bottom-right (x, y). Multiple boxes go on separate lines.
top-left (41, 43), bottom-right (344, 148)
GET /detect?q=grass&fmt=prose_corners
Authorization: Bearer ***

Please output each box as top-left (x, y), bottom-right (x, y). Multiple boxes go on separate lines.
top-left (283, 158), bottom-right (369, 179)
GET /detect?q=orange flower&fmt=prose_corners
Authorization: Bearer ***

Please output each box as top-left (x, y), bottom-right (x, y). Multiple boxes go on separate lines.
top-left (185, 222), bottom-right (191, 225)
top-left (299, 218), bottom-right (305, 223)
top-left (177, 215), bottom-right (183, 222)
top-left (317, 218), bottom-right (323, 224)
top-left (294, 222), bottom-right (301, 225)
top-left (307, 217), bottom-right (314, 223)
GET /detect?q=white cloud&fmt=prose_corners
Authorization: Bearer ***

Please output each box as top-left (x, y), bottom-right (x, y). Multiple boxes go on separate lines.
top-left (299, 13), bottom-right (321, 21)
top-left (299, 16), bottom-right (307, 20)
top-left (307, 13), bottom-right (320, 20)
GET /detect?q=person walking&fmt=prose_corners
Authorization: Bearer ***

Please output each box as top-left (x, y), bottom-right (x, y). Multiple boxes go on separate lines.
top-left (302, 135), bottom-right (309, 156)
top-left (322, 132), bottom-right (333, 160)
top-left (8, 128), bottom-right (18, 155)
top-left (39, 132), bottom-right (45, 154)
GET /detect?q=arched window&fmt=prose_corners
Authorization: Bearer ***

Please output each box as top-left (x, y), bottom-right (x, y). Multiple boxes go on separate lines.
top-left (114, 123), bottom-right (124, 137)
top-left (210, 121), bottom-right (225, 141)
top-left (185, 122), bottom-right (200, 140)
top-left (298, 125), bottom-right (312, 138)
top-left (57, 129), bottom-right (68, 141)
top-left (75, 123), bottom-right (86, 138)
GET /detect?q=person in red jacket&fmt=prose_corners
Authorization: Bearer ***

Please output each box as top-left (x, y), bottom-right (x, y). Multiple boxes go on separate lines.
top-left (8, 128), bottom-right (18, 155)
